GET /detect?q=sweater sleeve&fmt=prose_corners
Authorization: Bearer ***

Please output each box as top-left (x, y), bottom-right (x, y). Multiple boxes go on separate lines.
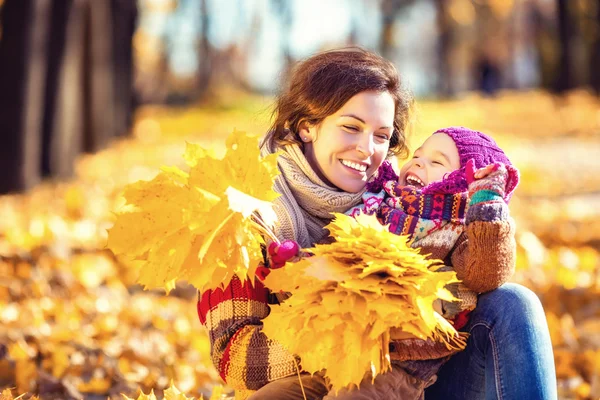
top-left (197, 275), bottom-right (299, 391)
top-left (450, 199), bottom-right (516, 294)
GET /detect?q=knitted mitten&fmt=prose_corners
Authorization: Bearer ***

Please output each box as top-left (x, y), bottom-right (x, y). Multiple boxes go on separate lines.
top-left (465, 161), bottom-right (518, 224)
top-left (466, 159), bottom-right (519, 204)
top-left (268, 240), bottom-right (300, 268)
top-left (256, 240), bottom-right (300, 281)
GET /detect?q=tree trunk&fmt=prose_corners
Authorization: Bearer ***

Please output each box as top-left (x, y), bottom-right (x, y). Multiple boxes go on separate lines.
top-left (42, 0), bottom-right (70, 177)
top-left (0, 0), bottom-right (50, 193)
top-left (83, 0), bottom-right (115, 153)
top-left (555, 0), bottom-right (574, 92)
top-left (48, 0), bottom-right (86, 178)
top-left (379, 0), bottom-right (398, 60)
top-left (591, 0), bottom-right (600, 94)
top-left (198, 0), bottom-right (212, 95)
top-left (111, 0), bottom-right (137, 136)
top-left (434, 0), bottom-right (453, 96)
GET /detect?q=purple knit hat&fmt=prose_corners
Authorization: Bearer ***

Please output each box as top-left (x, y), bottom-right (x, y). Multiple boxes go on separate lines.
top-left (423, 127), bottom-right (519, 202)
top-left (434, 127), bottom-right (512, 169)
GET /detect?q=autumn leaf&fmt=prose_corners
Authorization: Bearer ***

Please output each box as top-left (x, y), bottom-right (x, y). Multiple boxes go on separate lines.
top-left (107, 130), bottom-right (280, 292)
top-left (121, 381), bottom-right (227, 400)
top-left (262, 213), bottom-right (463, 391)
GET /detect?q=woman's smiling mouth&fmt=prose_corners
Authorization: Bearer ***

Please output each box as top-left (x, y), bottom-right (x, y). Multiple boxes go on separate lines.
top-left (340, 159), bottom-right (368, 173)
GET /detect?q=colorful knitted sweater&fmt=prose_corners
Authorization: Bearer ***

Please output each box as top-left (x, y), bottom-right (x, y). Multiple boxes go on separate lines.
top-left (196, 164), bottom-right (517, 394)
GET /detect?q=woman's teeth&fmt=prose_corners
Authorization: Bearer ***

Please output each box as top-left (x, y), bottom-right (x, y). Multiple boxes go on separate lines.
top-left (340, 159), bottom-right (367, 172)
top-left (406, 175), bottom-right (425, 187)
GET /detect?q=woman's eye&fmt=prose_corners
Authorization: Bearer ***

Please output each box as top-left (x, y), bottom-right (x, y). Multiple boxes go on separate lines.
top-left (343, 125), bottom-right (359, 131)
top-left (376, 134), bottom-right (390, 141)
top-left (433, 160), bottom-right (443, 165)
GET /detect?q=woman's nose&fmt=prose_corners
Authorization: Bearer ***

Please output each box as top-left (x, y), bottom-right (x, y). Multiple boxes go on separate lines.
top-left (356, 134), bottom-right (375, 156)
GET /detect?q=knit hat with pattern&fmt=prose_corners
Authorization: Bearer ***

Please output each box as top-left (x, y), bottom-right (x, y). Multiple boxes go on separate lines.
top-left (434, 126), bottom-right (511, 169)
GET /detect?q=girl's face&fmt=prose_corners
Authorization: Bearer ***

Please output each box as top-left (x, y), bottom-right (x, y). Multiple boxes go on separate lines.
top-left (398, 133), bottom-right (461, 188)
top-left (301, 90), bottom-right (396, 193)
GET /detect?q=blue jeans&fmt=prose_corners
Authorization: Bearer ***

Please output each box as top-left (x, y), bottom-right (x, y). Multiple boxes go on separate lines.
top-left (425, 283), bottom-right (557, 400)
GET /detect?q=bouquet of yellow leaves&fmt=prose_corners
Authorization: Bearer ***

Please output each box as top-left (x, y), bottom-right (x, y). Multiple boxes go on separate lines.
top-left (107, 130), bottom-right (280, 293)
top-left (262, 213), bottom-right (465, 391)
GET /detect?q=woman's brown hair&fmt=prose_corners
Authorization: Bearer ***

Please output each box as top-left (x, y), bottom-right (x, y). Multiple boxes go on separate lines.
top-left (267, 47), bottom-right (413, 159)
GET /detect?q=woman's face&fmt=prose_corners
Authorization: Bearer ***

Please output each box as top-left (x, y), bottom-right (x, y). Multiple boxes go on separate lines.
top-left (398, 133), bottom-right (461, 188)
top-left (301, 90), bottom-right (396, 193)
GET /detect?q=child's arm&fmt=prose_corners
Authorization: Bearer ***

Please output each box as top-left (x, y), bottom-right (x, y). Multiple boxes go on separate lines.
top-left (197, 276), bottom-right (300, 391)
top-left (451, 162), bottom-right (518, 293)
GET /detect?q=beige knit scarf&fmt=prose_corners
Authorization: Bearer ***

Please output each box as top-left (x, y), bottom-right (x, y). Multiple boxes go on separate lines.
top-left (260, 136), bottom-right (365, 248)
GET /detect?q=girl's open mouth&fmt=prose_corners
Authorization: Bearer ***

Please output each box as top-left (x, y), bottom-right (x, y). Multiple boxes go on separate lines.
top-left (405, 174), bottom-right (425, 188)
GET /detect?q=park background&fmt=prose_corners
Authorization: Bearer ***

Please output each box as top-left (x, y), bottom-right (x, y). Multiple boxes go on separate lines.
top-left (0, 0), bottom-right (599, 398)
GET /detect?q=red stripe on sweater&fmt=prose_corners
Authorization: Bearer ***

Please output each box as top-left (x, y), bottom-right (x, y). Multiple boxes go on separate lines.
top-left (198, 275), bottom-right (269, 324)
top-left (219, 327), bottom-right (244, 381)
top-left (197, 300), bottom-right (207, 324)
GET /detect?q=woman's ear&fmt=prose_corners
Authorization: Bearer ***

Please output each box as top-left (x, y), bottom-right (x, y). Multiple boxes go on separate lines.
top-left (298, 120), bottom-right (315, 143)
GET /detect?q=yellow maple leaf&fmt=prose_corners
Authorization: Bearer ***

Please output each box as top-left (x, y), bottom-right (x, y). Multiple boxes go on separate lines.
top-left (163, 381), bottom-right (193, 400)
top-left (263, 212), bottom-right (463, 391)
top-left (122, 389), bottom-right (158, 400)
top-left (122, 382), bottom-right (195, 400)
top-left (107, 130), bottom-right (280, 293)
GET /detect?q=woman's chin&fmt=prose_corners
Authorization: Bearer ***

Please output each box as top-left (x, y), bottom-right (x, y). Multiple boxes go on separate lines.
top-left (332, 179), bottom-right (367, 193)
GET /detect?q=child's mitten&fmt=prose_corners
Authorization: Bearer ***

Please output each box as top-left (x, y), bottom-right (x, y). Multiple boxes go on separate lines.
top-left (466, 159), bottom-right (519, 204)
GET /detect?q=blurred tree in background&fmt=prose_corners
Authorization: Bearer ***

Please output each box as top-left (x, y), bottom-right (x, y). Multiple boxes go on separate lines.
top-left (0, 0), bottom-right (137, 194)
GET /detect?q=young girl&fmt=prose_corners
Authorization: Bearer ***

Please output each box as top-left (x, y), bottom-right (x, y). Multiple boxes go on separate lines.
top-left (196, 48), bottom-right (557, 400)
top-left (347, 127), bottom-right (520, 366)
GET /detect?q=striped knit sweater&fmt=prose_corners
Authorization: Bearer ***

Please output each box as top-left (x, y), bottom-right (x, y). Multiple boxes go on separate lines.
top-left (197, 277), bottom-right (299, 394)
top-left (196, 170), bottom-right (516, 394)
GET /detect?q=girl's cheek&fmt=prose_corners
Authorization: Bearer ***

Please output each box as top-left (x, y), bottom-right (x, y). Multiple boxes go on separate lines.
top-left (401, 160), bottom-right (413, 171)
top-left (398, 164), bottom-right (410, 182)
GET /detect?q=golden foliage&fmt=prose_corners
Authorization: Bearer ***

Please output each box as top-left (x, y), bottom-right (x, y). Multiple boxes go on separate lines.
top-left (262, 213), bottom-right (463, 390)
top-left (107, 130), bottom-right (279, 293)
